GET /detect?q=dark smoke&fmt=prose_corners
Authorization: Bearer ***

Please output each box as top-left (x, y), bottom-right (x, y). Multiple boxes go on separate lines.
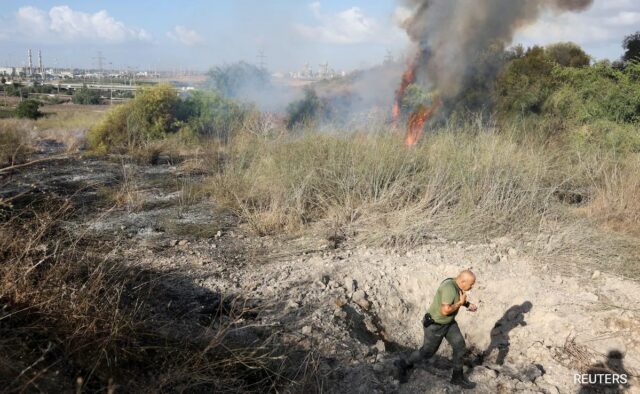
top-left (400, 0), bottom-right (594, 97)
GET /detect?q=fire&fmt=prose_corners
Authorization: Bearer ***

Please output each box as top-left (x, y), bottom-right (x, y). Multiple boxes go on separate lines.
top-left (392, 63), bottom-right (417, 127)
top-left (405, 100), bottom-right (441, 146)
top-left (392, 51), bottom-right (441, 146)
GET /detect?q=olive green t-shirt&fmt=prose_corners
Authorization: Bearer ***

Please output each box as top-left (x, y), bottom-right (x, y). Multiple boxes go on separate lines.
top-left (427, 278), bottom-right (460, 324)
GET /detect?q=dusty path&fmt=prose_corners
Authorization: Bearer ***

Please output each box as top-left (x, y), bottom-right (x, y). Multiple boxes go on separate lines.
top-left (5, 144), bottom-right (639, 393)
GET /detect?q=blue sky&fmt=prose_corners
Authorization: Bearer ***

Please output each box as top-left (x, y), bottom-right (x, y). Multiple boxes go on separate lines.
top-left (1, 1), bottom-right (639, 72)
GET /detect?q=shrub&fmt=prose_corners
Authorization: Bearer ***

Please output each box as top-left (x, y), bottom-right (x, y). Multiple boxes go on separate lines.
top-left (88, 84), bottom-right (185, 153)
top-left (0, 120), bottom-right (31, 166)
top-left (496, 46), bottom-right (557, 116)
top-left (15, 100), bottom-right (42, 120)
top-left (285, 88), bottom-right (326, 129)
top-left (72, 85), bottom-right (102, 105)
top-left (183, 90), bottom-right (247, 142)
top-left (546, 42), bottom-right (590, 68)
top-left (206, 61), bottom-right (270, 98)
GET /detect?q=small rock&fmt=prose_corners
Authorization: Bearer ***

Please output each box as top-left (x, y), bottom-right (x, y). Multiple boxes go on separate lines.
top-left (286, 300), bottom-right (300, 310)
top-left (374, 340), bottom-right (386, 353)
top-left (302, 325), bottom-right (312, 335)
top-left (507, 248), bottom-right (517, 256)
top-left (333, 307), bottom-right (347, 320)
top-left (591, 270), bottom-right (601, 279)
top-left (215, 230), bottom-right (222, 239)
top-left (353, 289), bottom-right (367, 303)
top-left (169, 239), bottom-right (178, 247)
top-left (321, 274), bottom-right (330, 286)
top-left (211, 244), bottom-right (217, 249)
top-left (178, 239), bottom-right (189, 246)
top-left (344, 277), bottom-right (357, 292)
top-left (352, 289), bottom-right (370, 310)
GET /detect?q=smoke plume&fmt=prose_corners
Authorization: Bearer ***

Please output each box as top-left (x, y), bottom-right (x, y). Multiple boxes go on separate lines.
top-left (400, 0), bottom-right (594, 97)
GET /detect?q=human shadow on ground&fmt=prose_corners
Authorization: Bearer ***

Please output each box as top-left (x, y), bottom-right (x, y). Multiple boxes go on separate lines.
top-left (578, 350), bottom-right (631, 394)
top-left (484, 301), bottom-right (533, 365)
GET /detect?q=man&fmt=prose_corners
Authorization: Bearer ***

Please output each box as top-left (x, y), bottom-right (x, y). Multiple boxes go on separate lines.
top-left (395, 270), bottom-right (478, 389)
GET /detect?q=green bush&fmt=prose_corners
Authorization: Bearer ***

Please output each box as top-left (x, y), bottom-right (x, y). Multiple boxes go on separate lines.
top-left (183, 90), bottom-right (247, 142)
top-left (72, 86), bottom-right (102, 105)
top-left (496, 46), bottom-right (558, 116)
top-left (206, 62), bottom-right (269, 98)
top-left (15, 100), bottom-right (42, 120)
top-left (286, 88), bottom-right (326, 129)
top-left (88, 85), bottom-right (248, 153)
top-left (496, 44), bottom-right (640, 130)
top-left (546, 42), bottom-right (590, 68)
top-left (88, 84), bottom-right (184, 153)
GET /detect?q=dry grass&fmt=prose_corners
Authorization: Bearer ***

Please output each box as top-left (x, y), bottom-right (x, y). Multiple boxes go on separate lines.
top-left (0, 119), bottom-right (32, 166)
top-left (97, 163), bottom-right (144, 212)
top-left (206, 122), bottom-right (640, 277)
top-left (209, 127), bottom-right (556, 241)
top-left (0, 197), bottom-right (320, 392)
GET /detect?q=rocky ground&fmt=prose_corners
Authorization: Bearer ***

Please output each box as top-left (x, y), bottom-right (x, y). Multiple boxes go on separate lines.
top-left (4, 139), bottom-right (639, 393)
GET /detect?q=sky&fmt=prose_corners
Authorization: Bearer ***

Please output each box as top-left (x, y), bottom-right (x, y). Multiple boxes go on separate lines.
top-left (0, 0), bottom-right (639, 72)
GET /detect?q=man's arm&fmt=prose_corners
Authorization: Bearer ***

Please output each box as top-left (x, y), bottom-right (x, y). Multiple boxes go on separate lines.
top-left (440, 290), bottom-right (467, 316)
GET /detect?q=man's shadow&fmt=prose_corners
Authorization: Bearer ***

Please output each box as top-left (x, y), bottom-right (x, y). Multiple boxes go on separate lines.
top-left (484, 301), bottom-right (533, 365)
top-left (579, 350), bottom-right (631, 393)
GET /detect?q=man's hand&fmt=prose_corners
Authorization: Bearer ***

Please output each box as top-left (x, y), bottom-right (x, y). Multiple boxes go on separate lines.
top-left (459, 291), bottom-right (467, 307)
top-left (467, 303), bottom-right (478, 312)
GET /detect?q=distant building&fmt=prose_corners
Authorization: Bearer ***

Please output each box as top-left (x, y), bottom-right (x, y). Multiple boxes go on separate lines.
top-left (288, 62), bottom-right (342, 81)
top-left (0, 67), bottom-right (23, 76)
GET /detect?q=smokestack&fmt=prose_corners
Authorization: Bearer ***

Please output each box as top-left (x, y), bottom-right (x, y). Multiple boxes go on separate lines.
top-left (38, 50), bottom-right (43, 75)
top-left (28, 49), bottom-right (33, 77)
top-left (399, 0), bottom-right (594, 97)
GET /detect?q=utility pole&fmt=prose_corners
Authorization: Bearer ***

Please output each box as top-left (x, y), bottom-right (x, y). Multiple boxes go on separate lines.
top-left (257, 50), bottom-right (267, 71)
top-left (384, 50), bottom-right (394, 65)
top-left (93, 51), bottom-right (106, 84)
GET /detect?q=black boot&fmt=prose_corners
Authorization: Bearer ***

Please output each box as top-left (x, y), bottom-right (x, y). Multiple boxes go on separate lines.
top-left (451, 368), bottom-right (476, 389)
top-left (393, 358), bottom-right (413, 384)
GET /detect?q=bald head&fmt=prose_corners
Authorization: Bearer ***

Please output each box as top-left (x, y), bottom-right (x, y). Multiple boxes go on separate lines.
top-left (456, 270), bottom-right (476, 291)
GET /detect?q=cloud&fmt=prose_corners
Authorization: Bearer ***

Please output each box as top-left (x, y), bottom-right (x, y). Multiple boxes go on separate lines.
top-left (8, 5), bottom-right (150, 43)
top-left (295, 2), bottom-right (382, 44)
top-left (167, 25), bottom-right (205, 46)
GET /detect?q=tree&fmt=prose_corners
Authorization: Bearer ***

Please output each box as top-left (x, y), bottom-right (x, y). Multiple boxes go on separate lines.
top-left (206, 62), bottom-right (270, 98)
top-left (72, 85), bottom-right (102, 105)
top-left (496, 46), bottom-right (557, 115)
top-left (546, 42), bottom-right (590, 67)
top-left (15, 100), bottom-right (43, 119)
top-left (623, 31), bottom-right (640, 62)
top-left (286, 88), bottom-right (323, 129)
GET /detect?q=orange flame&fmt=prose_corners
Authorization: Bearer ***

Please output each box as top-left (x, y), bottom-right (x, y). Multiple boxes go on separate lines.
top-left (405, 99), bottom-right (441, 146)
top-left (392, 51), bottom-right (441, 146)
top-left (392, 65), bottom-right (417, 127)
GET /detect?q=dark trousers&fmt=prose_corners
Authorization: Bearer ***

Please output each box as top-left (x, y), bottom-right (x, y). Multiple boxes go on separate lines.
top-left (408, 320), bottom-right (466, 369)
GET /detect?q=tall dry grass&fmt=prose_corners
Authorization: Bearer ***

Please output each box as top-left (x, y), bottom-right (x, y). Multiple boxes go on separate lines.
top-left (209, 126), bottom-right (556, 240)
top-left (0, 119), bottom-right (32, 166)
top-left (0, 198), bottom-right (319, 392)
top-left (207, 121), bottom-right (640, 275)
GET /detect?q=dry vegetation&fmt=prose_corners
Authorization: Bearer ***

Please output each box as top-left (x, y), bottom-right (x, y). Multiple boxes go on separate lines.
top-left (0, 197), bottom-right (318, 392)
top-left (0, 119), bottom-right (32, 166)
top-left (206, 122), bottom-right (640, 277)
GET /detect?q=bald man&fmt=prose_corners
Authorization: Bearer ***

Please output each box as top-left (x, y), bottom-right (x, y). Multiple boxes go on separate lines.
top-left (395, 270), bottom-right (478, 389)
